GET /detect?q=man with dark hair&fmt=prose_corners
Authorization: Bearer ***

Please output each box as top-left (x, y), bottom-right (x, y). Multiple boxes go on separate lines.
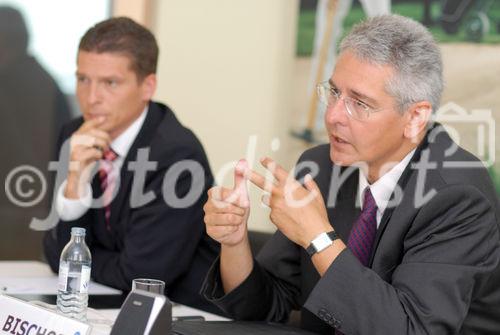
top-left (43, 17), bottom-right (219, 313)
top-left (78, 17), bottom-right (158, 81)
top-left (202, 14), bottom-right (500, 334)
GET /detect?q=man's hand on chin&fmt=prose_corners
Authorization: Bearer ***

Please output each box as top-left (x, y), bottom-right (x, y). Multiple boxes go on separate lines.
top-left (65, 117), bottom-right (111, 199)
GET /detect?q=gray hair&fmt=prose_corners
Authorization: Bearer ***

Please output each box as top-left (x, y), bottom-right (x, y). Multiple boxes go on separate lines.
top-left (339, 14), bottom-right (443, 113)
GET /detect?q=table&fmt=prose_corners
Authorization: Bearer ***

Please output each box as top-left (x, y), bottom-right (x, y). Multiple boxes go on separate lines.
top-left (0, 260), bottom-right (125, 309)
top-left (0, 261), bottom-right (229, 334)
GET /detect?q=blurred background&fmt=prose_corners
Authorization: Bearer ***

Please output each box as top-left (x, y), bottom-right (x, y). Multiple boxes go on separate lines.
top-left (0, 0), bottom-right (499, 260)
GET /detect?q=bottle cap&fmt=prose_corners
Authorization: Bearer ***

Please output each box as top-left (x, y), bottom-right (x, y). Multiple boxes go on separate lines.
top-left (71, 227), bottom-right (86, 236)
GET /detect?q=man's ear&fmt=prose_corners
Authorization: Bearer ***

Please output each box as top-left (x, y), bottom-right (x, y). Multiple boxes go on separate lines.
top-left (141, 73), bottom-right (157, 101)
top-left (404, 101), bottom-right (432, 141)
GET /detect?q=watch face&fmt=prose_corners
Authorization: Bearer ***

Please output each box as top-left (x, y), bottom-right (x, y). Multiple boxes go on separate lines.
top-left (312, 232), bottom-right (333, 253)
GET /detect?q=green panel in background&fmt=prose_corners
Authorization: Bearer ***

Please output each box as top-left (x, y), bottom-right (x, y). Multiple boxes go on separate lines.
top-left (297, 1), bottom-right (500, 57)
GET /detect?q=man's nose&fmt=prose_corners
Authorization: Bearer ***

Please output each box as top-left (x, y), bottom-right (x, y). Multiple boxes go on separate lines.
top-left (325, 98), bottom-right (348, 125)
top-left (87, 83), bottom-right (101, 105)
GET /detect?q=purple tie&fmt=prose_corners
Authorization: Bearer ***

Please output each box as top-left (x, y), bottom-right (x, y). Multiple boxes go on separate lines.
top-left (347, 187), bottom-right (378, 266)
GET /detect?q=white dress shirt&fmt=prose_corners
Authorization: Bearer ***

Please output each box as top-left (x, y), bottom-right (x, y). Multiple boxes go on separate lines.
top-left (357, 149), bottom-right (416, 227)
top-left (56, 107), bottom-right (148, 221)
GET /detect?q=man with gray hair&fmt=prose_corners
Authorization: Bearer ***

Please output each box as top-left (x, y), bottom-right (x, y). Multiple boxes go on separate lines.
top-left (201, 14), bottom-right (500, 334)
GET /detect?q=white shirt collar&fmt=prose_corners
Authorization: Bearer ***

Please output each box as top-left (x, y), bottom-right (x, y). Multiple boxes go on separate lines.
top-left (358, 149), bottom-right (416, 225)
top-left (110, 106), bottom-right (148, 159)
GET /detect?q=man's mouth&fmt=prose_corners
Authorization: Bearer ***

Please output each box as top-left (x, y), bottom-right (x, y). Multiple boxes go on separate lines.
top-left (87, 113), bottom-right (107, 119)
top-left (331, 134), bottom-right (349, 145)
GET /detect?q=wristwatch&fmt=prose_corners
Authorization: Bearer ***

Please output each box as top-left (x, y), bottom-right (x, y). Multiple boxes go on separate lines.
top-left (306, 231), bottom-right (339, 256)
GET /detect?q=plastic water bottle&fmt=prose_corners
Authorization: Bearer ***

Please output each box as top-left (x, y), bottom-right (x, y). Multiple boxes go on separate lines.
top-left (57, 227), bottom-right (92, 321)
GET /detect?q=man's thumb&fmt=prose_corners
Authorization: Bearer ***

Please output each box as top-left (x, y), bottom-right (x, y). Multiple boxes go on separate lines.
top-left (234, 159), bottom-right (250, 207)
top-left (304, 174), bottom-right (320, 194)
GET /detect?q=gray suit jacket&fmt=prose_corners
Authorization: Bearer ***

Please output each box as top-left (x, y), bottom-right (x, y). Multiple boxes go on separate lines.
top-left (202, 125), bottom-right (500, 334)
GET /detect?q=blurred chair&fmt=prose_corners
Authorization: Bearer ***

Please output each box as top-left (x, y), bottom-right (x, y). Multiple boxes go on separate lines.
top-left (0, 6), bottom-right (71, 260)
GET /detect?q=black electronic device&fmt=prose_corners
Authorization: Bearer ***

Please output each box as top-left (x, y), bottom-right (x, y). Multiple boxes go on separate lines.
top-left (110, 290), bottom-right (172, 335)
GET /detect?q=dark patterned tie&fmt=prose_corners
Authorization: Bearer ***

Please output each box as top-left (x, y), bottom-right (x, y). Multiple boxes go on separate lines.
top-left (99, 149), bottom-right (118, 231)
top-left (347, 187), bottom-right (378, 266)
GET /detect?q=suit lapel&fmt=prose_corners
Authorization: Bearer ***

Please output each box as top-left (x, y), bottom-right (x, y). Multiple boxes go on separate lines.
top-left (107, 102), bottom-right (165, 231)
top-left (368, 129), bottom-right (432, 266)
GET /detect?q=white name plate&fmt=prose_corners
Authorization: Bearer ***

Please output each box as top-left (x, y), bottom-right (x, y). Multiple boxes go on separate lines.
top-left (0, 294), bottom-right (91, 335)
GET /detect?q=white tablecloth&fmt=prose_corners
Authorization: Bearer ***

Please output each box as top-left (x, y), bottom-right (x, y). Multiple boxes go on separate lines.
top-left (1, 261), bottom-right (229, 335)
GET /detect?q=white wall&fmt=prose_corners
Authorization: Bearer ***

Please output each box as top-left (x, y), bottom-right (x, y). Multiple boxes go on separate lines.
top-left (152, 0), bottom-right (299, 231)
top-left (0, 0), bottom-right (110, 93)
top-left (113, 0), bottom-right (152, 27)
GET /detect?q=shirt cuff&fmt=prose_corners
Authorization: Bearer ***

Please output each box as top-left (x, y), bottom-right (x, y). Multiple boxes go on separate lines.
top-left (201, 256), bottom-right (265, 317)
top-left (56, 180), bottom-right (92, 221)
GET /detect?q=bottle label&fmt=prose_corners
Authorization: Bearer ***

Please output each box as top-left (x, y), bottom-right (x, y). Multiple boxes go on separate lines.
top-left (80, 265), bottom-right (91, 293)
top-left (58, 262), bottom-right (91, 293)
top-left (58, 262), bottom-right (69, 292)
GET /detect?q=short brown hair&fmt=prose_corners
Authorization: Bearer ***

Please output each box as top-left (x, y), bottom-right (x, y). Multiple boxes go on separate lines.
top-left (79, 17), bottom-right (158, 80)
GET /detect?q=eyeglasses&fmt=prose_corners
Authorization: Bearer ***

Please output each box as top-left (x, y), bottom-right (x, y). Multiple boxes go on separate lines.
top-left (316, 81), bottom-right (381, 121)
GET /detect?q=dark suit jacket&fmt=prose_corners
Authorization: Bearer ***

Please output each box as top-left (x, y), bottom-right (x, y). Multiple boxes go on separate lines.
top-left (202, 124), bottom-right (500, 334)
top-left (44, 101), bottom-right (220, 313)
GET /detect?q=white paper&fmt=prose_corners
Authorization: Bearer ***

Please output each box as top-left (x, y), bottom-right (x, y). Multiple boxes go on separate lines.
top-left (0, 295), bottom-right (91, 335)
top-left (0, 261), bottom-right (54, 277)
top-left (0, 261), bottom-right (120, 295)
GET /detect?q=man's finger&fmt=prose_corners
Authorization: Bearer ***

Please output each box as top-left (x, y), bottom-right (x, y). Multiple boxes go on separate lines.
top-left (204, 213), bottom-right (245, 226)
top-left (79, 147), bottom-right (103, 163)
top-left (80, 116), bottom-right (106, 131)
top-left (209, 187), bottom-right (231, 201)
top-left (208, 187), bottom-right (249, 212)
top-left (90, 138), bottom-right (109, 152)
top-left (71, 132), bottom-right (109, 151)
top-left (209, 187), bottom-right (244, 203)
top-left (204, 197), bottom-right (246, 216)
top-left (87, 128), bottom-right (112, 144)
top-left (260, 157), bottom-right (289, 184)
top-left (233, 160), bottom-right (250, 207)
top-left (207, 225), bottom-right (239, 240)
top-left (247, 169), bottom-right (276, 193)
top-left (304, 174), bottom-right (320, 195)
top-left (210, 203), bottom-right (246, 216)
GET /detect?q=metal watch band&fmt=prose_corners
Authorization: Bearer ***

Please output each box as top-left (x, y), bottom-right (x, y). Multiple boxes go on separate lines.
top-left (306, 231), bottom-right (339, 256)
